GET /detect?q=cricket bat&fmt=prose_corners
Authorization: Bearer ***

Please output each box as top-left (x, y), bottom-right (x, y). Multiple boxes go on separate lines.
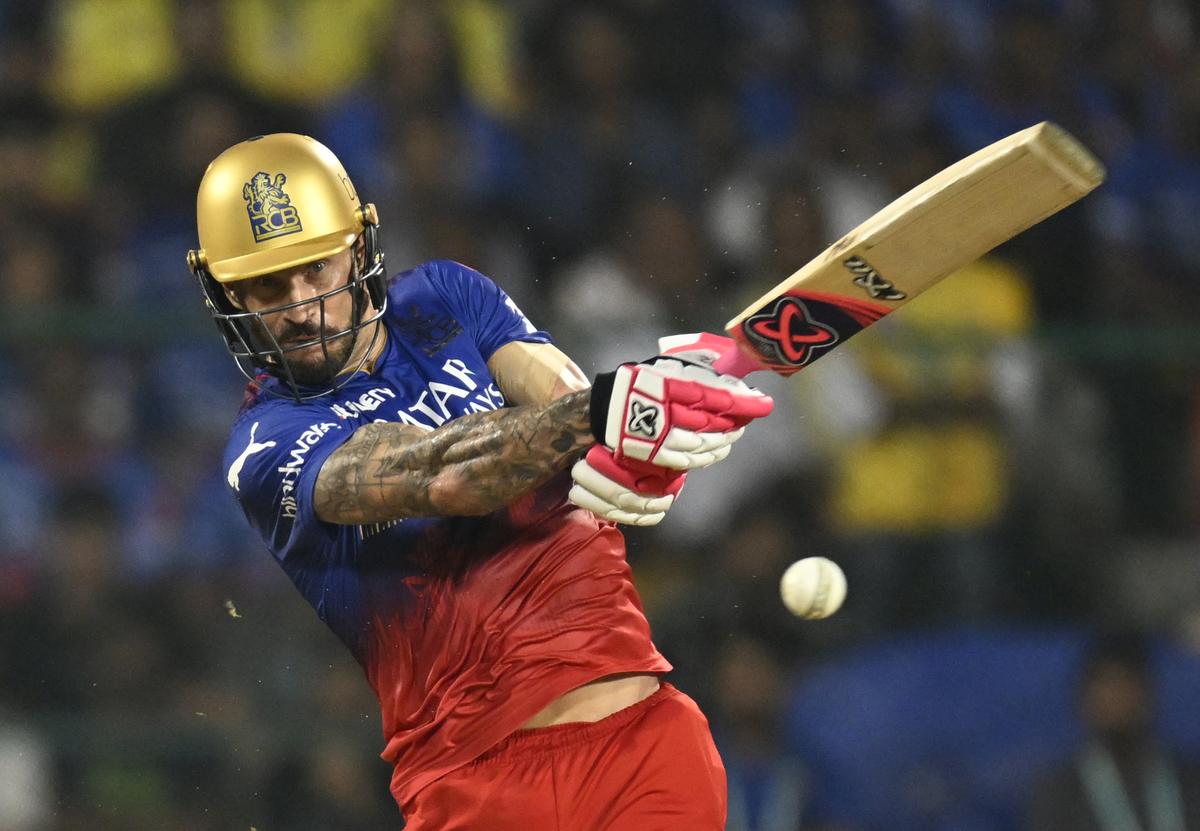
top-left (710, 122), bottom-right (1105, 378)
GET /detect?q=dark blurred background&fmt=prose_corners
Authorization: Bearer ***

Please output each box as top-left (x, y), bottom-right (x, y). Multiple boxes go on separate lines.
top-left (2, 0), bottom-right (1200, 829)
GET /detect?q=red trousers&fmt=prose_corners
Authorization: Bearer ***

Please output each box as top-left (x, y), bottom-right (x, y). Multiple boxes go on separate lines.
top-left (400, 683), bottom-right (727, 830)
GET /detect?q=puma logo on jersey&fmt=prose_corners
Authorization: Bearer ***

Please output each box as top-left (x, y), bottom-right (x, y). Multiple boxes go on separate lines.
top-left (228, 421), bottom-right (277, 492)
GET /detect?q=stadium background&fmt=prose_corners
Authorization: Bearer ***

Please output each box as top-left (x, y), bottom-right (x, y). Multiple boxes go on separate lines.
top-left (2, 0), bottom-right (1199, 828)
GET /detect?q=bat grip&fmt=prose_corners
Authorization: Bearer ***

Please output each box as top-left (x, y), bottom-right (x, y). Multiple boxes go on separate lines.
top-left (711, 343), bottom-right (762, 378)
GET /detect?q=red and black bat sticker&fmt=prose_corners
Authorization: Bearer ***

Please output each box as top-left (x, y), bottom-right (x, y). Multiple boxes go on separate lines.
top-left (739, 291), bottom-right (890, 372)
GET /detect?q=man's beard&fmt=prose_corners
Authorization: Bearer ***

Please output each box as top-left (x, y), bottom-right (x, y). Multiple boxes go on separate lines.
top-left (273, 322), bottom-right (358, 386)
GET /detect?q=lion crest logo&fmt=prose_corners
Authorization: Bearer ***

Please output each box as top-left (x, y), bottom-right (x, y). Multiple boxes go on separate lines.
top-left (243, 171), bottom-right (303, 242)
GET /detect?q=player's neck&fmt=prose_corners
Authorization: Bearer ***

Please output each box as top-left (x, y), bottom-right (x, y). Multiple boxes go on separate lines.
top-left (340, 318), bottom-right (387, 379)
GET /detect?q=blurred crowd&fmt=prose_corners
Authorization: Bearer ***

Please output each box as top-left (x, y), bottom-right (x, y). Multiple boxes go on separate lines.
top-left (2, 0), bottom-right (1200, 828)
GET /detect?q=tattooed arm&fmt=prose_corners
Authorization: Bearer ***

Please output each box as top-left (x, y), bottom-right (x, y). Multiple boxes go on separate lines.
top-left (314, 389), bottom-right (592, 524)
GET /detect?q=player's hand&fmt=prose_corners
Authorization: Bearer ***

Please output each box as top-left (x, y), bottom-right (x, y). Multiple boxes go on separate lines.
top-left (569, 445), bottom-right (686, 526)
top-left (589, 347), bottom-right (774, 470)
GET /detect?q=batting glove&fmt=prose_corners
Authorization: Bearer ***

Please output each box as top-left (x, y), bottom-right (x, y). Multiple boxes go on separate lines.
top-left (569, 445), bottom-right (687, 526)
top-left (589, 347), bottom-right (773, 470)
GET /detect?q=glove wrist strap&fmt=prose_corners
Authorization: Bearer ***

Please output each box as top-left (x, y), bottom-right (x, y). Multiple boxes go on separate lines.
top-left (589, 370), bottom-right (619, 443)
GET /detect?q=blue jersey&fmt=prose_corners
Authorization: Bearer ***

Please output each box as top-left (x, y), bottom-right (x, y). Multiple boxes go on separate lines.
top-left (222, 260), bottom-right (669, 806)
top-left (224, 260), bottom-right (549, 650)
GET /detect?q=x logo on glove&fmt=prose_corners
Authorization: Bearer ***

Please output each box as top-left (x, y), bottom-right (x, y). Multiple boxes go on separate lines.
top-left (627, 401), bottom-right (661, 437)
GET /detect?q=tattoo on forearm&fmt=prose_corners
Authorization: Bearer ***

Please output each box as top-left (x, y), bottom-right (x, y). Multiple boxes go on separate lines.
top-left (314, 389), bottom-right (593, 524)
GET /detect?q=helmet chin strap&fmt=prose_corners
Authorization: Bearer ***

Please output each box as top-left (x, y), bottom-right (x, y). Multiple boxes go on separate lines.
top-left (325, 234), bottom-right (387, 383)
top-left (334, 315), bottom-right (386, 381)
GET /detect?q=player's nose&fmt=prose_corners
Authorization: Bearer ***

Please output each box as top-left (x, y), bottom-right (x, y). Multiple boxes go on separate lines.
top-left (278, 276), bottom-right (320, 324)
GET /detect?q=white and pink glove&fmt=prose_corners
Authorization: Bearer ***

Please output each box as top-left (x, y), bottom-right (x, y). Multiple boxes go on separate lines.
top-left (587, 336), bottom-right (773, 470)
top-left (574, 334), bottom-right (772, 525)
top-left (569, 446), bottom-right (687, 526)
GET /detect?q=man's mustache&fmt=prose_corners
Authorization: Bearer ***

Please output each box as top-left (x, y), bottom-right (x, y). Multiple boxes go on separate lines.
top-left (273, 321), bottom-right (355, 353)
top-left (279, 322), bottom-right (324, 344)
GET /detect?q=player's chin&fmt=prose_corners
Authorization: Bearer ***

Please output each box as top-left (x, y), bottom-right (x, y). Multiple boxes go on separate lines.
top-left (281, 343), bottom-right (354, 385)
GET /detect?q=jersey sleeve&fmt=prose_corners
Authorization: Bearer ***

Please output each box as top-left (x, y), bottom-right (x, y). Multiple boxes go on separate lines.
top-left (424, 260), bottom-right (552, 360)
top-left (222, 402), bottom-right (356, 559)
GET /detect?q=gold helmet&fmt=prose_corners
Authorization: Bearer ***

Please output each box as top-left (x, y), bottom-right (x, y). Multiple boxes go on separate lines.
top-left (189, 133), bottom-right (374, 282)
top-left (187, 133), bottom-right (387, 400)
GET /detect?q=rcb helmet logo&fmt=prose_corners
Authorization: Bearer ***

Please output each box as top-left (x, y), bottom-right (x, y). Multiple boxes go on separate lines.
top-left (243, 171), bottom-right (303, 242)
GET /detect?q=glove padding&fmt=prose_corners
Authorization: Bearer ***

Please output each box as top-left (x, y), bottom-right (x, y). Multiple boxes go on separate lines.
top-left (569, 445), bottom-right (686, 526)
top-left (589, 350), bottom-right (773, 470)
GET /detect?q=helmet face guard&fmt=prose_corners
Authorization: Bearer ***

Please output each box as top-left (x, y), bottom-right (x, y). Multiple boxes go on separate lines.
top-left (190, 222), bottom-right (388, 401)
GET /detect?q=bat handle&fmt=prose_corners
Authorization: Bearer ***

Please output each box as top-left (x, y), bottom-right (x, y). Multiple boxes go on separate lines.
top-left (658, 331), bottom-right (762, 378)
top-left (711, 343), bottom-right (762, 378)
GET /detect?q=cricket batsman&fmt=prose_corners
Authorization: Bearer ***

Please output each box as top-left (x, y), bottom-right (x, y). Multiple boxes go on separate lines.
top-left (188, 133), bottom-right (774, 828)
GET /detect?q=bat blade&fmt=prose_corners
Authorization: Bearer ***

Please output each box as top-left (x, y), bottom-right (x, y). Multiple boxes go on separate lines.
top-left (715, 122), bottom-right (1105, 378)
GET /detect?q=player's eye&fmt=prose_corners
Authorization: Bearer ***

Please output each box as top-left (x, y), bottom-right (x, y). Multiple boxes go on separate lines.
top-left (311, 260), bottom-right (327, 273)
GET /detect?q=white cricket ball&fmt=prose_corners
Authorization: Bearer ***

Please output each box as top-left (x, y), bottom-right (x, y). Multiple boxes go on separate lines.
top-left (779, 557), bottom-right (847, 619)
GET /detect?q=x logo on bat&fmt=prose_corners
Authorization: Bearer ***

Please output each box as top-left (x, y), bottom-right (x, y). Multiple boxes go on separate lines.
top-left (746, 297), bottom-right (839, 367)
top-left (628, 401), bottom-right (661, 437)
